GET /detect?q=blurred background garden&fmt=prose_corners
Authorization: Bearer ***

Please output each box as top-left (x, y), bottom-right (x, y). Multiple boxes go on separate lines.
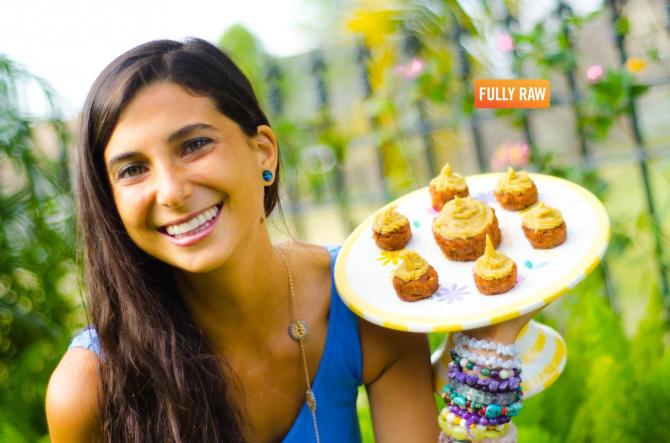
top-left (2, 0), bottom-right (670, 441)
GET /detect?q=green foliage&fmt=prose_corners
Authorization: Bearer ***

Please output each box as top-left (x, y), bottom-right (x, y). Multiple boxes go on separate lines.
top-left (614, 16), bottom-right (630, 37)
top-left (581, 69), bottom-right (649, 140)
top-left (218, 24), bottom-right (270, 107)
top-left (511, 273), bottom-right (670, 442)
top-left (513, 22), bottom-right (576, 75)
top-left (0, 54), bottom-right (78, 441)
top-left (357, 387), bottom-right (375, 442)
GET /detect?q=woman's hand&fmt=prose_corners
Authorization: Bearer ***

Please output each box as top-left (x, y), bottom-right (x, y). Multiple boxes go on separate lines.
top-left (464, 307), bottom-right (543, 344)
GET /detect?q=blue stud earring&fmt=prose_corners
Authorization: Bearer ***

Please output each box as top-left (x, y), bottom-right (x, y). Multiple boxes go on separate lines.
top-left (262, 170), bottom-right (274, 182)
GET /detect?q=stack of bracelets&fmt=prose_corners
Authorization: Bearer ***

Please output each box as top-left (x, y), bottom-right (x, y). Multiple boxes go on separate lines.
top-left (438, 333), bottom-right (523, 442)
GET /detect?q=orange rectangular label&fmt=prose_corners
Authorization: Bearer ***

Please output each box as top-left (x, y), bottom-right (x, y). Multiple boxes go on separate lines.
top-left (474, 79), bottom-right (550, 109)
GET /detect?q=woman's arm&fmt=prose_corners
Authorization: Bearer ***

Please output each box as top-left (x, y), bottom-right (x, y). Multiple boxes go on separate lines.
top-left (46, 348), bottom-right (102, 443)
top-left (361, 319), bottom-right (440, 442)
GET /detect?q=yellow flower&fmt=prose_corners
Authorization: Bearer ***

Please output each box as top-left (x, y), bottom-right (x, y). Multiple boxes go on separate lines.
top-left (377, 249), bottom-right (403, 266)
top-left (625, 58), bottom-right (647, 73)
top-left (346, 6), bottom-right (400, 48)
top-left (369, 49), bottom-right (395, 92)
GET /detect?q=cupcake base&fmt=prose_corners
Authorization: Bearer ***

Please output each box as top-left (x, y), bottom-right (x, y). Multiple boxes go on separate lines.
top-left (433, 212), bottom-right (502, 261)
top-left (373, 223), bottom-right (412, 250)
top-left (494, 184), bottom-right (538, 211)
top-left (522, 222), bottom-right (567, 249)
top-left (392, 266), bottom-right (439, 302)
top-left (474, 262), bottom-right (517, 295)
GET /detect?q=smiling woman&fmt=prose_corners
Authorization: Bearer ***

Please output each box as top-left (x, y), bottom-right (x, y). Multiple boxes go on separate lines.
top-left (43, 38), bottom-right (440, 443)
top-left (103, 82), bottom-right (278, 270)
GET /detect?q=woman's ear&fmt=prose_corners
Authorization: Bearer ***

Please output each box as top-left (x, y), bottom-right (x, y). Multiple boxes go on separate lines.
top-left (254, 125), bottom-right (279, 184)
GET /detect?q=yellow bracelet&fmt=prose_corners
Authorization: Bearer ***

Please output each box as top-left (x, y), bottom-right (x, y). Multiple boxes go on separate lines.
top-left (438, 408), bottom-right (510, 442)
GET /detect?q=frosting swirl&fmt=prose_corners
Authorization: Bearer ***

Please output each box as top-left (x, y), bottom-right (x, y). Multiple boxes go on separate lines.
top-left (393, 250), bottom-right (430, 282)
top-left (496, 167), bottom-right (533, 193)
top-left (522, 202), bottom-right (564, 230)
top-left (373, 204), bottom-right (408, 234)
top-left (430, 163), bottom-right (468, 192)
top-left (474, 235), bottom-right (515, 280)
top-left (433, 197), bottom-right (493, 239)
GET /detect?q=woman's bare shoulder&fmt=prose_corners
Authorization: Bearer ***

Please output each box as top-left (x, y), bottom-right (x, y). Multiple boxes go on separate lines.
top-left (277, 240), bottom-right (332, 274)
top-left (46, 348), bottom-right (102, 442)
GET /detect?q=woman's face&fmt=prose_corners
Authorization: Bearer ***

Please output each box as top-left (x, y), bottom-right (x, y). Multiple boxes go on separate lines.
top-left (104, 81), bottom-right (278, 273)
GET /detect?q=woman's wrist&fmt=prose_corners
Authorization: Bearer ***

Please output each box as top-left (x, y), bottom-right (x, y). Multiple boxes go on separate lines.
top-left (464, 326), bottom-right (518, 344)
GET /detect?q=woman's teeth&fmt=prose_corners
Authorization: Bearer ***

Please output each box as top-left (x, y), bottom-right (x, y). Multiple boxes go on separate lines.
top-left (165, 205), bottom-right (219, 236)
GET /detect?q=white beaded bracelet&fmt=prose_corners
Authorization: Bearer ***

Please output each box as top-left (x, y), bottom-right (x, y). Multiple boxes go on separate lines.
top-left (454, 343), bottom-right (521, 370)
top-left (453, 332), bottom-right (520, 358)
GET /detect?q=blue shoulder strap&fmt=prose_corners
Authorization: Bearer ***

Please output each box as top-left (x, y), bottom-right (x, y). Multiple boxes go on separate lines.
top-left (68, 326), bottom-right (101, 356)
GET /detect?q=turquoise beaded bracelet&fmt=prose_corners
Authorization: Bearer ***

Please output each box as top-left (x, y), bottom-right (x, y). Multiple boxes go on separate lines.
top-left (442, 384), bottom-right (524, 418)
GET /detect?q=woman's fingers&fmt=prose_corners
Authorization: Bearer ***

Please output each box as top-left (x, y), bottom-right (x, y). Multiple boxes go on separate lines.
top-left (465, 306), bottom-right (544, 344)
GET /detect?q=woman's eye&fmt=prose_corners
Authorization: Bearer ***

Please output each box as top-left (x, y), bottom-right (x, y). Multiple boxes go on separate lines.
top-left (117, 164), bottom-right (147, 180)
top-left (183, 137), bottom-right (212, 155)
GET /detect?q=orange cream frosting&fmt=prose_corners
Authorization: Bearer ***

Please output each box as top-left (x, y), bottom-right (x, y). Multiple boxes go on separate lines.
top-left (393, 250), bottom-right (430, 282)
top-left (496, 167), bottom-right (534, 193)
top-left (433, 196), bottom-right (493, 239)
top-left (373, 204), bottom-right (409, 234)
top-left (474, 235), bottom-right (515, 280)
top-left (522, 202), bottom-right (564, 230)
top-left (430, 163), bottom-right (468, 192)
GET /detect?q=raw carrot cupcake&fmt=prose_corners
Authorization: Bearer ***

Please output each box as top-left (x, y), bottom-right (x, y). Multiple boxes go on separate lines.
top-left (473, 235), bottom-right (517, 295)
top-left (522, 202), bottom-right (567, 249)
top-left (392, 250), bottom-right (439, 302)
top-left (494, 167), bottom-right (538, 211)
top-left (372, 204), bottom-right (412, 251)
top-left (432, 196), bottom-right (502, 261)
top-left (429, 163), bottom-right (469, 211)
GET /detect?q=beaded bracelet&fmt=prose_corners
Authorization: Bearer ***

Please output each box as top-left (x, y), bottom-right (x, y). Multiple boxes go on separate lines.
top-left (444, 396), bottom-right (522, 422)
top-left (454, 343), bottom-right (521, 370)
top-left (439, 408), bottom-right (510, 432)
top-left (445, 407), bottom-right (510, 430)
top-left (443, 392), bottom-right (523, 419)
top-left (448, 363), bottom-right (522, 393)
top-left (444, 378), bottom-right (522, 406)
top-left (446, 404), bottom-right (515, 425)
top-left (442, 382), bottom-right (522, 412)
top-left (441, 424), bottom-right (509, 443)
top-left (453, 332), bottom-right (520, 358)
top-left (438, 407), bottom-right (512, 442)
top-left (450, 350), bottom-right (522, 375)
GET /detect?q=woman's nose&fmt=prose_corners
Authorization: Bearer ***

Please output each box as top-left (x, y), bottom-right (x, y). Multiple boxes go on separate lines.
top-left (155, 164), bottom-right (192, 208)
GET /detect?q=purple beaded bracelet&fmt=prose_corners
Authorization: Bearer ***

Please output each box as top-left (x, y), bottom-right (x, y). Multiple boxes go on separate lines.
top-left (448, 361), bottom-right (522, 393)
top-left (447, 404), bottom-right (512, 427)
top-left (450, 350), bottom-right (522, 379)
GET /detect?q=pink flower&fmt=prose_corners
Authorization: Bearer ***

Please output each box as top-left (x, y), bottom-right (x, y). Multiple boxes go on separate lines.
top-left (490, 142), bottom-right (530, 170)
top-left (395, 57), bottom-right (426, 79)
top-left (586, 64), bottom-right (604, 82)
top-left (496, 33), bottom-right (514, 52)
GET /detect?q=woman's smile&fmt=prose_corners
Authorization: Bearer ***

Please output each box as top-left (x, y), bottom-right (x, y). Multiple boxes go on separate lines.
top-left (159, 202), bottom-right (223, 246)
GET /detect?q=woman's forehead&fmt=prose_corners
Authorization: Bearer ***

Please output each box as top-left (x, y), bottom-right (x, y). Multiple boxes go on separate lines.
top-left (103, 83), bottom-right (231, 158)
top-left (117, 82), bottom-right (219, 125)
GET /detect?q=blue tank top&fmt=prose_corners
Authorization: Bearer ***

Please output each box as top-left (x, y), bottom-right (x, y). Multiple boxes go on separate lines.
top-left (68, 245), bottom-right (363, 442)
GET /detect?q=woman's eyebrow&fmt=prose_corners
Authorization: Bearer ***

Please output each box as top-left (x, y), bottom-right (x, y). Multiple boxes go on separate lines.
top-left (166, 123), bottom-right (216, 144)
top-left (107, 123), bottom-right (216, 170)
top-left (107, 151), bottom-right (141, 171)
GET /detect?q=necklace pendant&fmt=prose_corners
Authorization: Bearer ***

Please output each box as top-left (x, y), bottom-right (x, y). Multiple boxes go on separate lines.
top-left (288, 320), bottom-right (309, 341)
top-left (306, 389), bottom-right (317, 412)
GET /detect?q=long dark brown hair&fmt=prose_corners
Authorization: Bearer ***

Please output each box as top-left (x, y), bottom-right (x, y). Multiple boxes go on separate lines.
top-left (76, 38), bottom-right (280, 442)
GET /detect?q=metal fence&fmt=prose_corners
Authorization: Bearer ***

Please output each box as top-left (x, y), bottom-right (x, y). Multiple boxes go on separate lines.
top-left (263, 0), bottom-right (670, 313)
